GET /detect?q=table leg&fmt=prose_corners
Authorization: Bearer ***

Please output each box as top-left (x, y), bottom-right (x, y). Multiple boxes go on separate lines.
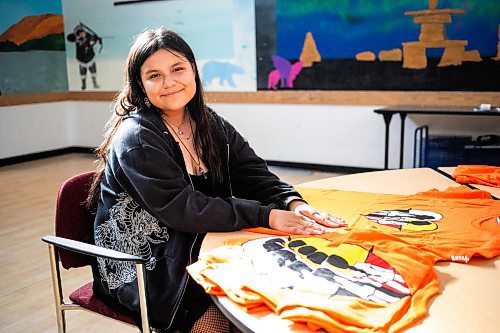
top-left (399, 112), bottom-right (407, 169)
top-left (382, 113), bottom-right (393, 169)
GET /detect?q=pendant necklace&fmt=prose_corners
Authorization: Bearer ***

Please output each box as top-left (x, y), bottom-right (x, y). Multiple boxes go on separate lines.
top-left (176, 118), bottom-right (185, 136)
top-left (164, 116), bottom-right (206, 179)
top-left (166, 113), bottom-right (185, 136)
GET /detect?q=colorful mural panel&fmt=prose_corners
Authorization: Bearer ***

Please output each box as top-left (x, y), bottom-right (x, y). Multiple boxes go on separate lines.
top-left (0, 0), bottom-right (67, 95)
top-left (2, 0), bottom-right (499, 95)
top-left (256, 0), bottom-right (500, 91)
top-left (62, 0), bottom-right (256, 92)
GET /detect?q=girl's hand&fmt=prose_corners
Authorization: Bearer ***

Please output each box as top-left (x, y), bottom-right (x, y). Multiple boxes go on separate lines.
top-left (288, 201), bottom-right (346, 229)
top-left (269, 209), bottom-right (330, 235)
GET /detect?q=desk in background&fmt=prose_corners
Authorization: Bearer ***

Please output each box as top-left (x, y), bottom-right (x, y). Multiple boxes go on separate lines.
top-left (438, 166), bottom-right (500, 199)
top-left (201, 168), bottom-right (500, 333)
top-left (374, 105), bottom-right (500, 169)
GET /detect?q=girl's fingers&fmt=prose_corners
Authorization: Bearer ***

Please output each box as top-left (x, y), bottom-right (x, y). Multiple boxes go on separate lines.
top-left (309, 212), bottom-right (346, 228)
top-left (294, 205), bottom-right (344, 226)
top-left (285, 216), bottom-right (324, 235)
top-left (325, 214), bottom-right (346, 227)
top-left (291, 225), bottom-right (324, 235)
top-left (274, 209), bottom-right (345, 235)
top-left (300, 216), bottom-right (333, 234)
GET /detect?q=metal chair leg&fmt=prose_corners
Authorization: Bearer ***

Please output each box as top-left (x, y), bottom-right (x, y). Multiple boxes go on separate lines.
top-left (48, 244), bottom-right (66, 333)
top-left (136, 263), bottom-right (150, 333)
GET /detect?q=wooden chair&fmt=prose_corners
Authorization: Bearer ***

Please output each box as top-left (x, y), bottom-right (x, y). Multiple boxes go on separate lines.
top-left (42, 171), bottom-right (150, 332)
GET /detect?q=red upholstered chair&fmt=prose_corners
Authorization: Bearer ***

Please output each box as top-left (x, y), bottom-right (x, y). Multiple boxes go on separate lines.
top-left (42, 171), bottom-right (150, 333)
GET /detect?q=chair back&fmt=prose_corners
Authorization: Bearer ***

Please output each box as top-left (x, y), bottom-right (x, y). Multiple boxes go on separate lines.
top-left (55, 171), bottom-right (97, 269)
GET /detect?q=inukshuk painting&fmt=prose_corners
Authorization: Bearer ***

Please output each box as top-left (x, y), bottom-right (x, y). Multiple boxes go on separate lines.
top-left (256, 0), bottom-right (500, 91)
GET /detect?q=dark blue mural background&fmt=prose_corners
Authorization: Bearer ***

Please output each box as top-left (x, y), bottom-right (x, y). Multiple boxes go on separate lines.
top-left (276, 0), bottom-right (500, 59)
top-left (256, 0), bottom-right (500, 91)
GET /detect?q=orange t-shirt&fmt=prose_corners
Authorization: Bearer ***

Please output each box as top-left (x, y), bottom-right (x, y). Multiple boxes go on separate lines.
top-left (294, 186), bottom-right (500, 263)
top-left (188, 230), bottom-right (439, 333)
top-left (452, 165), bottom-right (500, 187)
top-left (188, 186), bottom-right (499, 332)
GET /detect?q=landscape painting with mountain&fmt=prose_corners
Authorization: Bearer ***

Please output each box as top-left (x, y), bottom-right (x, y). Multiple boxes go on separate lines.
top-left (0, 0), bottom-right (67, 95)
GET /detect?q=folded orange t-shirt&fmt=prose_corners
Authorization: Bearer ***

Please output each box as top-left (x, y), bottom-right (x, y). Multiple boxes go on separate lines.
top-left (188, 230), bottom-right (439, 333)
top-left (452, 165), bottom-right (500, 187)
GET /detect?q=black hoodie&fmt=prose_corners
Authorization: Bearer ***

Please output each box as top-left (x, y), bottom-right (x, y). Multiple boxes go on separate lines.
top-left (91, 108), bottom-right (303, 330)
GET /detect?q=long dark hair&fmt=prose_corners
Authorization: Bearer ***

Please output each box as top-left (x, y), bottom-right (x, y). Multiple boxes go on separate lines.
top-left (86, 27), bottom-right (222, 207)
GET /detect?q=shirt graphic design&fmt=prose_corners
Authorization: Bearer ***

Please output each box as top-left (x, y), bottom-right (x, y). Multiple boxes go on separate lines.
top-left (95, 192), bottom-right (169, 289)
top-left (187, 230), bottom-right (438, 333)
top-left (242, 236), bottom-right (411, 304)
top-left (365, 209), bottom-right (442, 231)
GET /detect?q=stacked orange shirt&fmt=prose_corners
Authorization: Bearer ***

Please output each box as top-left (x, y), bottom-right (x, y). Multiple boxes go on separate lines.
top-left (188, 186), bottom-right (500, 332)
top-left (188, 230), bottom-right (439, 333)
top-left (452, 165), bottom-right (500, 187)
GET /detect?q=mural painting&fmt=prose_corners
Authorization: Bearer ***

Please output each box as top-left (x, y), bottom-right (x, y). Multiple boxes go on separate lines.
top-left (0, 0), bottom-right (67, 95)
top-left (2, 0), bottom-right (498, 95)
top-left (66, 22), bottom-right (102, 90)
top-left (257, 0), bottom-right (500, 91)
top-left (62, 0), bottom-right (256, 92)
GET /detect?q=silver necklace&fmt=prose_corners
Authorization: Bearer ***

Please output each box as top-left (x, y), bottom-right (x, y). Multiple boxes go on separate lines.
top-left (164, 113), bottom-right (193, 140)
top-left (165, 118), bottom-right (206, 179)
top-left (165, 113), bottom-right (185, 136)
top-left (176, 118), bottom-right (185, 135)
top-left (181, 130), bottom-right (193, 143)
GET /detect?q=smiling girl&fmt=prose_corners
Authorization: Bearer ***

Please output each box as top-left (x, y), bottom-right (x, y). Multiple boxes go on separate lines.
top-left (86, 28), bottom-right (343, 333)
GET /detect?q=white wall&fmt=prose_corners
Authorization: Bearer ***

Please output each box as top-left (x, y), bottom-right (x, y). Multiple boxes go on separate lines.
top-left (214, 103), bottom-right (389, 168)
top-left (0, 101), bottom-right (110, 158)
top-left (1, 102), bottom-right (72, 157)
top-left (1, 101), bottom-right (499, 169)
